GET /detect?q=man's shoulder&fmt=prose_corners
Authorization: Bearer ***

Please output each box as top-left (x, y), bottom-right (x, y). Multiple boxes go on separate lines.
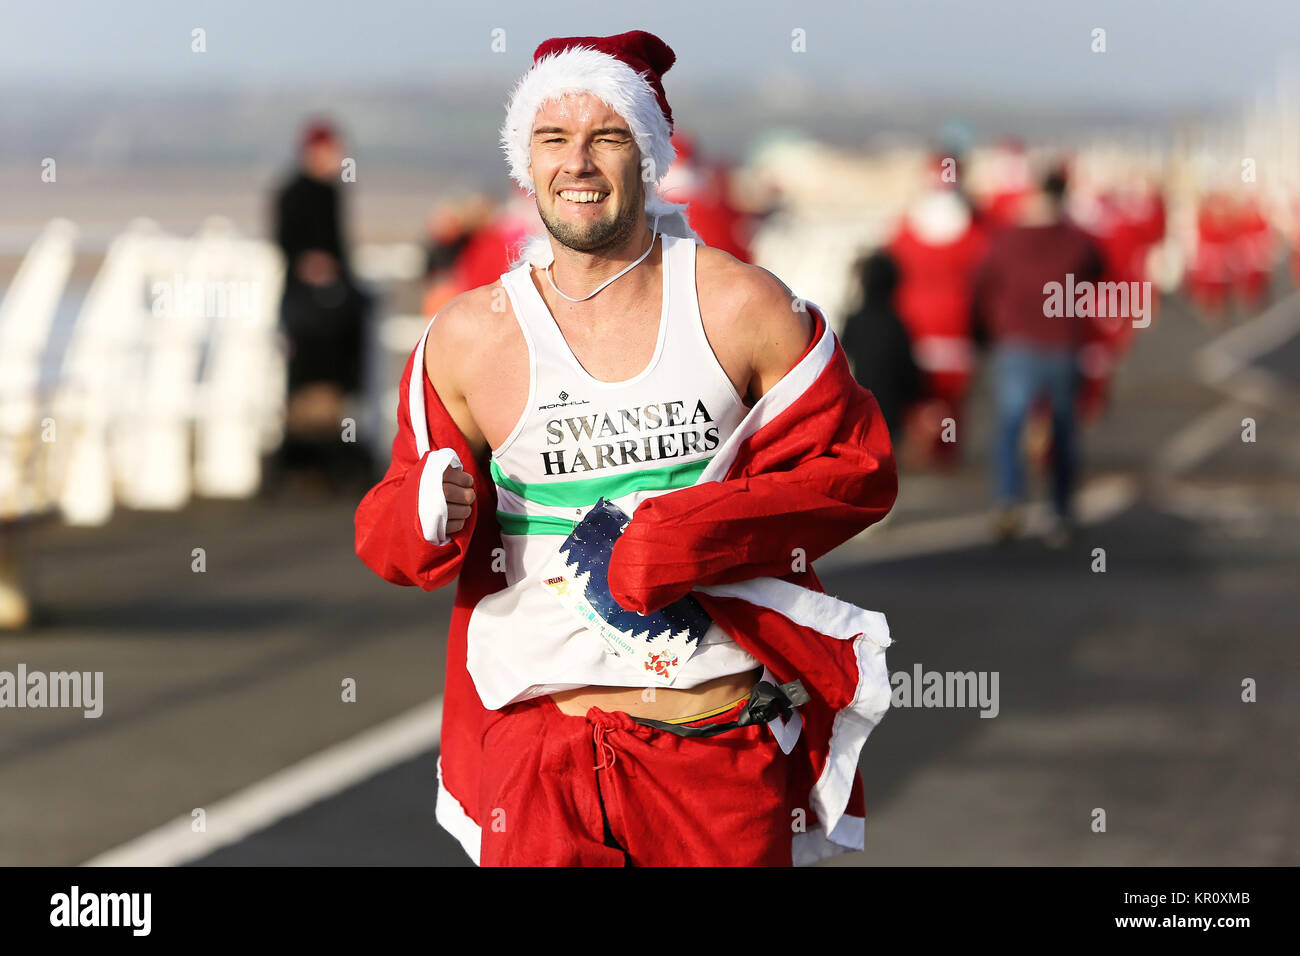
top-left (1065, 220), bottom-right (1103, 250)
top-left (426, 278), bottom-right (517, 351)
top-left (694, 244), bottom-right (803, 333)
top-left (693, 244), bottom-right (814, 393)
top-left (986, 223), bottom-right (1028, 252)
top-left (422, 277), bottom-right (524, 397)
top-left (696, 244), bottom-right (795, 306)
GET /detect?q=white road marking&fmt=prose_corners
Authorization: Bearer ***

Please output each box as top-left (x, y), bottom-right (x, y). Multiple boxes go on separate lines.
top-left (1158, 289), bottom-right (1300, 476)
top-left (1154, 400), bottom-right (1258, 476)
top-left (82, 698), bottom-right (442, 867)
top-left (1196, 290), bottom-right (1300, 385)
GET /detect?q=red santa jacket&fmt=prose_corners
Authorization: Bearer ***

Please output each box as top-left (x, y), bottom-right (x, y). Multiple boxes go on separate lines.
top-left (889, 217), bottom-right (987, 346)
top-left (354, 300), bottom-right (898, 866)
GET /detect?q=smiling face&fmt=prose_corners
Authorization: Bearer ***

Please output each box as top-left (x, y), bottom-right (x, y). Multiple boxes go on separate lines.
top-left (528, 92), bottom-right (645, 254)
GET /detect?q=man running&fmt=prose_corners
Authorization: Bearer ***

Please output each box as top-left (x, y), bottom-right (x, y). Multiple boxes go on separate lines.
top-left (356, 30), bottom-right (898, 866)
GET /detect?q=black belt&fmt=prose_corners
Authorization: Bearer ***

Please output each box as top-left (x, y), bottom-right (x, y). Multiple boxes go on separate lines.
top-left (629, 679), bottom-right (810, 738)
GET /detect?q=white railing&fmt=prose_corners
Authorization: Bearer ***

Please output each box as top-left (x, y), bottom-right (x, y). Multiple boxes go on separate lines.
top-left (0, 219), bottom-right (77, 520)
top-left (1, 219), bottom-right (435, 529)
top-left (0, 219), bottom-right (291, 527)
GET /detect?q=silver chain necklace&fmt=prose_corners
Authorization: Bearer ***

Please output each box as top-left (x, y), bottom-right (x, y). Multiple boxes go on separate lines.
top-left (545, 214), bottom-right (661, 303)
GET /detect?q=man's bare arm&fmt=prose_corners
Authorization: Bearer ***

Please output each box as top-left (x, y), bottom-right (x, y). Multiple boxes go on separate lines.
top-left (740, 267), bottom-right (816, 403)
top-left (354, 298), bottom-right (490, 590)
top-left (695, 248), bottom-right (814, 405)
top-left (422, 294), bottom-right (488, 534)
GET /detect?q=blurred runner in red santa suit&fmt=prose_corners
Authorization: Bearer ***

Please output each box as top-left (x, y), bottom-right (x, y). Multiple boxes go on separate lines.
top-left (888, 154), bottom-right (987, 466)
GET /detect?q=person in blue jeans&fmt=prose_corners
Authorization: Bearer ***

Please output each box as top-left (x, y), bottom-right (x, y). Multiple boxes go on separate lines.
top-left (992, 346), bottom-right (1078, 535)
top-left (972, 166), bottom-right (1105, 546)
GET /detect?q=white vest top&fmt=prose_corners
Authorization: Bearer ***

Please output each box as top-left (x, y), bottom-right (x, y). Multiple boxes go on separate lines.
top-left (464, 233), bottom-right (763, 709)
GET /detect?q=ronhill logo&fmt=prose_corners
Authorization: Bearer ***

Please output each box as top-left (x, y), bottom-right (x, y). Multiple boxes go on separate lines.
top-left (537, 389), bottom-right (590, 411)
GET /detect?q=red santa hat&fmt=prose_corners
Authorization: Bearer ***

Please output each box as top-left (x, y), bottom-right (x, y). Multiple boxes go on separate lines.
top-left (299, 117), bottom-right (339, 151)
top-left (499, 29), bottom-right (700, 267)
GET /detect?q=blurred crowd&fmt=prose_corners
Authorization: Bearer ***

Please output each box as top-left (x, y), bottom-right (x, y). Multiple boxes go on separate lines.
top-left (1187, 189), bottom-right (1277, 313)
top-left (841, 147), bottom-right (1165, 471)
top-left (837, 139), bottom-right (1292, 545)
top-left (270, 118), bottom-right (1293, 541)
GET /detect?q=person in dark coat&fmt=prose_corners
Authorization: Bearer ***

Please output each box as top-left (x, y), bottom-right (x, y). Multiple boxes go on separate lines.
top-left (839, 249), bottom-right (922, 444)
top-left (271, 118), bottom-right (374, 495)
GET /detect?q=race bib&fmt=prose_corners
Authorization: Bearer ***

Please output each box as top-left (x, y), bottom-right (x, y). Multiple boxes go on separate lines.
top-left (539, 497), bottom-right (711, 685)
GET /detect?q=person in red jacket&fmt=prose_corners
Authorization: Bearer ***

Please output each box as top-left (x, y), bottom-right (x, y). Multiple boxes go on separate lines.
top-left (354, 30), bottom-right (897, 867)
top-left (1188, 190), bottom-right (1238, 319)
top-left (1072, 181), bottom-right (1165, 422)
top-left (1232, 196), bottom-right (1274, 309)
top-left (888, 155), bottom-right (987, 465)
top-left (981, 137), bottom-right (1034, 231)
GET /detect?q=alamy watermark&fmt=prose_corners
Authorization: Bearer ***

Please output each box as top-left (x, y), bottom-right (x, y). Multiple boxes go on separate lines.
top-left (0, 664), bottom-right (103, 718)
top-left (891, 664), bottom-right (999, 718)
top-left (50, 886), bottom-right (150, 936)
top-left (1043, 274), bottom-right (1151, 328)
top-left (151, 273), bottom-right (263, 324)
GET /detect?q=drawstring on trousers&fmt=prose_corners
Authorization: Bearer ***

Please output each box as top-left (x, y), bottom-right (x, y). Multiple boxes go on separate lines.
top-left (592, 722), bottom-right (618, 771)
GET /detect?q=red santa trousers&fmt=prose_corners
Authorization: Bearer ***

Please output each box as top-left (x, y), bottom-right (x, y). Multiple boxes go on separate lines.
top-left (476, 691), bottom-right (800, 866)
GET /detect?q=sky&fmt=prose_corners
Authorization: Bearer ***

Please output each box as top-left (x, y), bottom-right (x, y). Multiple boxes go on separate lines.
top-left (4, 0), bottom-right (1298, 110)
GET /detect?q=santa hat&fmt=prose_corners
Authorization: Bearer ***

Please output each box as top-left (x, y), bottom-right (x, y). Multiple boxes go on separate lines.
top-left (499, 29), bottom-right (701, 268)
top-left (299, 117), bottom-right (339, 151)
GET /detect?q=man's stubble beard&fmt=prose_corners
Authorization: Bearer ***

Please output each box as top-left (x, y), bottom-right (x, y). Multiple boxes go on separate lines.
top-left (539, 190), bottom-right (643, 255)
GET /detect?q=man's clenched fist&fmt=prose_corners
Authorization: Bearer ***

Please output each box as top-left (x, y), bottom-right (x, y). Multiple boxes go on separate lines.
top-left (444, 466), bottom-right (475, 535)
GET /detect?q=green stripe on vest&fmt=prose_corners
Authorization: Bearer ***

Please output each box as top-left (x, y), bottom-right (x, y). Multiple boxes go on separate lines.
top-left (489, 455), bottom-right (713, 508)
top-left (495, 511), bottom-right (580, 536)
